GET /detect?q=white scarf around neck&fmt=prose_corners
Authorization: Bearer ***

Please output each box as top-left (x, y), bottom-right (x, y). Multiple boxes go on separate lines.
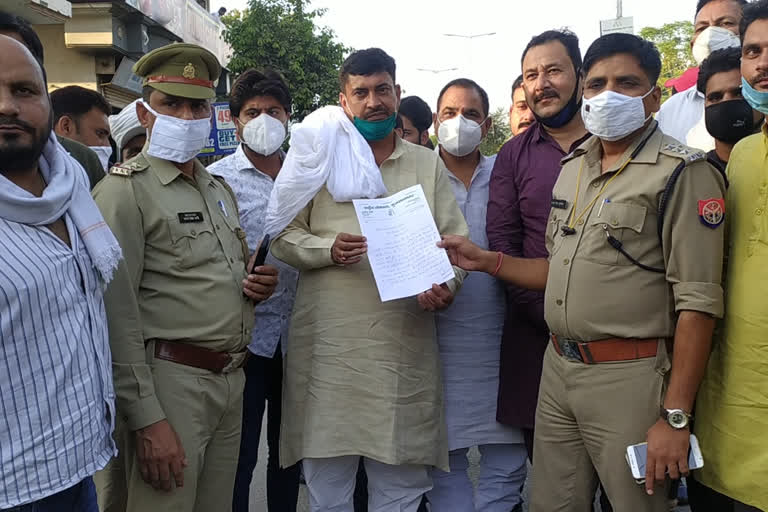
top-left (264, 106), bottom-right (388, 237)
top-left (0, 134), bottom-right (122, 282)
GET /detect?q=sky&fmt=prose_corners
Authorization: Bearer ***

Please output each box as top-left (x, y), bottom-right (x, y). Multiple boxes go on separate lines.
top-left (220, 0), bottom-right (694, 116)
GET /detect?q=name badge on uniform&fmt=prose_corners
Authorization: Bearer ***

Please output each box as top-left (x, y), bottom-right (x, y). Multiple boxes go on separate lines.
top-left (178, 212), bottom-right (204, 223)
top-left (551, 198), bottom-right (568, 210)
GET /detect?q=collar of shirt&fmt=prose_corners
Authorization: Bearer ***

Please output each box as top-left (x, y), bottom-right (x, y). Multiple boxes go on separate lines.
top-left (143, 149), bottom-right (212, 186)
top-left (441, 152), bottom-right (495, 188)
top-left (382, 136), bottom-right (408, 165)
top-left (530, 120), bottom-right (592, 155)
top-left (580, 120), bottom-right (662, 180)
top-left (226, 143), bottom-right (285, 177)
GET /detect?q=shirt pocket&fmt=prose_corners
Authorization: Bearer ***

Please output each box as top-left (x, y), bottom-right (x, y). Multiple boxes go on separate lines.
top-left (167, 217), bottom-right (219, 269)
top-left (547, 210), bottom-right (568, 257)
top-left (585, 202), bottom-right (648, 266)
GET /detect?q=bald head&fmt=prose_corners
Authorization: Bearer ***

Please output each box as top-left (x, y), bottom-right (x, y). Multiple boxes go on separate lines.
top-left (0, 35), bottom-right (52, 176)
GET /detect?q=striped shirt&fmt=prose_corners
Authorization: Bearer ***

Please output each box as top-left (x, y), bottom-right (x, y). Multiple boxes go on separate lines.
top-left (0, 215), bottom-right (116, 508)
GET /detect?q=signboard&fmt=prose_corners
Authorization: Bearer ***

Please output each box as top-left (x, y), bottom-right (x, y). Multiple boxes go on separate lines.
top-left (110, 57), bottom-right (143, 95)
top-left (199, 103), bottom-right (238, 157)
top-left (600, 16), bottom-right (634, 36)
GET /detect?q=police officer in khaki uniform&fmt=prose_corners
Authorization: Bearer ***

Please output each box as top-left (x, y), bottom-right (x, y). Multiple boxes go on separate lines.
top-left (440, 33), bottom-right (725, 512)
top-left (92, 43), bottom-right (278, 512)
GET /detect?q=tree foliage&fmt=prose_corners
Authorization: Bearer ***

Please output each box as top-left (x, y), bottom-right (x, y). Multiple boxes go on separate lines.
top-left (480, 107), bottom-right (512, 156)
top-left (222, 0), bottom-right (349, 121)
top-left (639, 21), bottom-right (695, 103)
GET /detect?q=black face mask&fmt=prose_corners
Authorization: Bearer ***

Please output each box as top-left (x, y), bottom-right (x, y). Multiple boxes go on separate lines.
top-left (705, 99), bottom-right (760, 144)
top-left (535, 73), bottom-right (582, 129)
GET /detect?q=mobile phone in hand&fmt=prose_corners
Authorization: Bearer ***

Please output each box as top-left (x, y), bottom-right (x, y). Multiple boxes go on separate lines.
top-left (250, 234), bottom-right (271, 274)
top-left (625, 434), bottom-right (704, 483)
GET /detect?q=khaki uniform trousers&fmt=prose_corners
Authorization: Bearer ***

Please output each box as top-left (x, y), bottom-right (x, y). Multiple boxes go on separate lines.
top-left (529, 341), bottom-right (672, 512)
top-left (95, 352), bottom-right (245, 512)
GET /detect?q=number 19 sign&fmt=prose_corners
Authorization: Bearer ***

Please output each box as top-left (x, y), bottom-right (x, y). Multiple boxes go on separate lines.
top-left (198, 102), bottom-right (239, 157)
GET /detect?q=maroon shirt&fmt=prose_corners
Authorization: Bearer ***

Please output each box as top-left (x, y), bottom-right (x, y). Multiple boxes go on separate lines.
top-left (487, 121), bottom-right (589, 429)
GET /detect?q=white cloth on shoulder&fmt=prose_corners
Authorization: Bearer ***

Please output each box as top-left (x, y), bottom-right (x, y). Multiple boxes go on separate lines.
top-left (264, 105), bottom-right (388, 236)
top-left (0, 133), bottom-right (122, 282)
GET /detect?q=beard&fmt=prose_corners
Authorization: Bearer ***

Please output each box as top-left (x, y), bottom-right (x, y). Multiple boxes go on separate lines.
top-left (0, 113), bottom-right (52, 175)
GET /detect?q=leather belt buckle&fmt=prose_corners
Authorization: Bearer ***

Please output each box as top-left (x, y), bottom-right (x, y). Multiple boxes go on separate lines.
top-left (552, 334), bottom-right (584, 362)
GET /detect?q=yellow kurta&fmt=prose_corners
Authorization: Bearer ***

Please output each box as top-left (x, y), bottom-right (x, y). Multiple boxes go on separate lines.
top-left (696, 129), bottom-right (768, 511)
top-left (271, 138), bottom-right (468, 471)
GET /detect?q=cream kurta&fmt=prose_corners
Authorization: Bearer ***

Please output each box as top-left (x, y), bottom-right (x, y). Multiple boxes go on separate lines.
top-left (272, 138), bottom-right (468, 471)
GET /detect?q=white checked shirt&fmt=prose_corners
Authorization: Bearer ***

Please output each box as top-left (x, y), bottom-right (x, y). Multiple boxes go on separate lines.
top-left (0, 215), bottom-right (116, 508)
top-left (208, 145), bottom-right (298, 357)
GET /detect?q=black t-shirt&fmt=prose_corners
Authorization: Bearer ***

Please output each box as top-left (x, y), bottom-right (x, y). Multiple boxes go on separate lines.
top-left (707, 149), bottom-right (727, 174)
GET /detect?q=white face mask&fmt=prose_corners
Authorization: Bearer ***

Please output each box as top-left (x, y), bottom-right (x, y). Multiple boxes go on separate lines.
top-left (581, 88), bottom-right (654, 142)
top-left (89, 145), bottom-right (112, 171)
top-left (241, 114), bottom-right (287, 156)
top-left (437, 114), bottom-right (484, 157)
top-left (141, 101), bottom-right (211, 163)
top-left (692, 26), bottom-right (741, 65)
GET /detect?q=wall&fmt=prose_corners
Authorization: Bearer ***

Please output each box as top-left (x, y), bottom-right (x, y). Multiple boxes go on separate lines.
top-left (34, 24), bottom-right (97, 91)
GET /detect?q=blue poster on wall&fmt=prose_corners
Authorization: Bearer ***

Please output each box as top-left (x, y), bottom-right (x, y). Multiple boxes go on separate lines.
top-left (199, 102), bottom-right (238, 157)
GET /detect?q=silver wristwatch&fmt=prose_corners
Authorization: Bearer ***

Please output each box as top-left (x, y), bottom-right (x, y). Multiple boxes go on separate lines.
top-left (661, 408), bottom-right (693, 429)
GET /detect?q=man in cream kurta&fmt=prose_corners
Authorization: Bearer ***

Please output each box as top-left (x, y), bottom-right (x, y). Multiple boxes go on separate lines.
top-left (270, 48), bottom-right (468, 512)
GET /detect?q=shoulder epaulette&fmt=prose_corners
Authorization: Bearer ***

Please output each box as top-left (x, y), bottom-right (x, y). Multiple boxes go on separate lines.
top-left (659, 141), bottom-right (707, 165)
top-left (109, 155), bottom-right (149, 177)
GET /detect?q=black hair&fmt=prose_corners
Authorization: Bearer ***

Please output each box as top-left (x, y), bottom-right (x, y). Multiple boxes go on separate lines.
top-left (697, 47), bottom-right (742, 94)
top-left (339, 48), bottom-right (396, 91)
top-left (740, 0), bottom-right (768, 43)
top-left (395, 115), bottom-right (403, 131)
top-left (521, 30), bottom-right (582, 73)
top-left (218, 6), bottom-right (227, 14)
top-left (582, 33), bottom-right (662, 85)
top-left (696, 0), bottom-right (747, 17)
top-left (398, 96), bottom-right (432, 132)
top-left (50, 85), bottom-right (111, 125)
top-left (436, 78), bottom-right (490, 117)
top-left (229, 68), bottom-right (292, 118)
top-left (0, 11), bottom-right (44, 63)
top-left (511, 74), bottom-right (524, 100)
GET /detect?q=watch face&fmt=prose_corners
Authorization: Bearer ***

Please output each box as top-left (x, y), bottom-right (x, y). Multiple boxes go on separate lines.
top-left (669, 411), bottom-right (688, 428)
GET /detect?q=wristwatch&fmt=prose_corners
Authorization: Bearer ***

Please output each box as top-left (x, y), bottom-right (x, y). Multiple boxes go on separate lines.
top-left (661, 408), bottom-right (693, 429)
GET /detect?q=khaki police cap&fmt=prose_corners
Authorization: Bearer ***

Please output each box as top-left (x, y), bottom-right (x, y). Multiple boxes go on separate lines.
top-left (133, 43), bottom-right (221, 100)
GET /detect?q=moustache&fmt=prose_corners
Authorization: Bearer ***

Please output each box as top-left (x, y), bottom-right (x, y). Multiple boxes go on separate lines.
top-left (363, 108), bottom-right (390, 120)
top-left (0, 117), bottom-right (34, 134)
top-left (752, 72), bottom-right (768, 84)
top-left (533, 90), bottom-right (559, 104)
top-left (518, 120), bottom-right (533, 128)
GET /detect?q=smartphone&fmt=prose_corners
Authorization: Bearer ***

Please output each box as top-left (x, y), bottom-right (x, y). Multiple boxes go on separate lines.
top-left (626, 434), bottom-right (704, 483)
top-left (250, 234), bottom-right (271, 274)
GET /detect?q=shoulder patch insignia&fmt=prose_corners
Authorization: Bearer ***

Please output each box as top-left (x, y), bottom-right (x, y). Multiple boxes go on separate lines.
top-left (698, 198), bottom-right (725, 228)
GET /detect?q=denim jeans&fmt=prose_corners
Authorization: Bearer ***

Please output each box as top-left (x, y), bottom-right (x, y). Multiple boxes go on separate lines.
top-left (1, 477), bottom-right (98, 512)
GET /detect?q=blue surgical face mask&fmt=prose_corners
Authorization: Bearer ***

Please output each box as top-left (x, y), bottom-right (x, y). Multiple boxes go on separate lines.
top-left (742, 76), bottom-right (768, 115)
top-left (352, 113), bottom-right (397, 141)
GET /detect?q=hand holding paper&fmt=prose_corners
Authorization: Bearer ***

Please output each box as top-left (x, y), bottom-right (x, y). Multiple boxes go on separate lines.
top-left (353, 185), bottom-right (456, 302)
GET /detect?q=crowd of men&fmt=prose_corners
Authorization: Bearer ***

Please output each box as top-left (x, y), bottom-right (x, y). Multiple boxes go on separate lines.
top-left (0, 0), bottom-right (767, 511)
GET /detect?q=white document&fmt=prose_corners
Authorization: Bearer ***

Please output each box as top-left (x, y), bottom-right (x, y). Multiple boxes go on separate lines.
top-left (353, 184), bottom-right (456, 302)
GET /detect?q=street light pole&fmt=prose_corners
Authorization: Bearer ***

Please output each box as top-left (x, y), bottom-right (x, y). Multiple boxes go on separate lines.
top-left (617, 0), bottom-right (623, 18)
top-left (442, 32), bottom-right (496, 76)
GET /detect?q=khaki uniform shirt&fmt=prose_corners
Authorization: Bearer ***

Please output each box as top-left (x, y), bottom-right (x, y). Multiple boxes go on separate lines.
top-left (93, 149), bottom-right (254, 431)
top-left (544, 121), bottom-right (725, 341)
